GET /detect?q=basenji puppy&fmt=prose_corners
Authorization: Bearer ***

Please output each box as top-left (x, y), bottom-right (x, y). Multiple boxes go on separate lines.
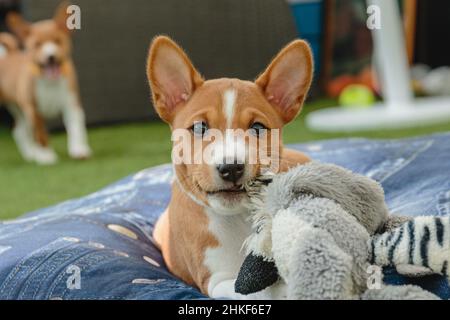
top-left (147, 36), bottom-right (313, 299)
top-left (0, 3), bottom-right (91, 164)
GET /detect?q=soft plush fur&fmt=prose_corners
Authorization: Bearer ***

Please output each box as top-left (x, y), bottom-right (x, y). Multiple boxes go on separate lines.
top-left (236, 162), bottom-right (443, 299)
top-left (371, 216), bottom-right (450, 281)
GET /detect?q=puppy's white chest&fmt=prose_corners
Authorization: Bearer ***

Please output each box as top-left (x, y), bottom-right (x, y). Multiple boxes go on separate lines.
top-left (35, 77), bottom-right (71, 119)
top-left (204, 211), bottom-right (252, 293)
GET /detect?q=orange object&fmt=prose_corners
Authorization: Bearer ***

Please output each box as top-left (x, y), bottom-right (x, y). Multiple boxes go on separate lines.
top-left (327, 67), bottom-right (379, 98)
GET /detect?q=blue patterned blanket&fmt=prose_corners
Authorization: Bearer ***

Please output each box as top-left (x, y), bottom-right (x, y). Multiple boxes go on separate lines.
top-left (1, 132), bottom-right (449, 299)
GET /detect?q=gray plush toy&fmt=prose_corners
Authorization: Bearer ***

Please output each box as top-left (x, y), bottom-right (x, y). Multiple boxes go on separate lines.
top-left (235, 162), bottom-right (449, 300)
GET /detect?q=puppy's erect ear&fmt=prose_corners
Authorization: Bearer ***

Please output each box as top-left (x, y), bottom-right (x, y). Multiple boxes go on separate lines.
top-left (147, 36), bottom-right (204, 123)
top-left (53, 1), bottom-right (72, 34)
top-left (256, 40), bottom-right (313, 124)
top-left (6, 12), bottom-right (31, 42)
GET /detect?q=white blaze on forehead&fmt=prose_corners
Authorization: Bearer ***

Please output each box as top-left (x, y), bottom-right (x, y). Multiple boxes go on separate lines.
top-left (41, 41), bottom-right (58, 57)
top-left (222, 89), bottom-right (237, 128)
top-left (211, 129), bottom-right (246, 165)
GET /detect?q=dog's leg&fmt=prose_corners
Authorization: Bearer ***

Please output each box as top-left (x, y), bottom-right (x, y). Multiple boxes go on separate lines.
top-left (9, 104), bottom-right (57, 164)
top-left (31, 108), bottom-right (58, 165)
top-left (62, 94), bottom-right (91, 159)
top-left (21, 103), bottom-right (58, 165)
top-left (9, 105), bottom-right (36, 162)
top-left (32, 113), bottom-right (58, 165)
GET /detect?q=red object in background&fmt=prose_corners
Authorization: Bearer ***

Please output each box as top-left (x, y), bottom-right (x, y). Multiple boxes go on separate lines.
top-left (326, 67), bottom-right (379, 98)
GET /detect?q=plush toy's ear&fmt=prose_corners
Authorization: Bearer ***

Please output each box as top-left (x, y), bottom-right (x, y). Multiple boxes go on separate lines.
top-left (235, 253), bottom-right (279, 295)
top-left (255, 40), bottom-right (313, 124)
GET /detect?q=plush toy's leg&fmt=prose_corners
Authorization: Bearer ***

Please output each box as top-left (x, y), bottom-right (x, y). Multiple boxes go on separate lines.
top-left (371, 216), bottom-right (450, 281)
top-left (235, 253), bottom-right (279, 295)
top-left (271, 209), bottom-right (356, 299)
top-left (361, 285), bottom-right (440, 300)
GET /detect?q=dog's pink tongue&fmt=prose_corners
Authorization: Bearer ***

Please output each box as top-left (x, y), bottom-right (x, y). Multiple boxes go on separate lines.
top-left (44, 65), bottom-right (61, 80)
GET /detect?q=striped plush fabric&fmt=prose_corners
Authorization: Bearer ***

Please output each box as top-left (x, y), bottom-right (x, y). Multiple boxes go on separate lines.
top-left (0, 133), bottom-right (449, 299)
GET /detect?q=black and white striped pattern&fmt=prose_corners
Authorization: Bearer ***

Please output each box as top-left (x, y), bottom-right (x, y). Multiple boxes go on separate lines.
top-left (370, 216), bottom-right (450, 279)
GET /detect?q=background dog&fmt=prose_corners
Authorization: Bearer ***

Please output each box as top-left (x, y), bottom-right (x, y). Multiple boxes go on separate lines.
top-left (0, 2), bottom-right (91, 164)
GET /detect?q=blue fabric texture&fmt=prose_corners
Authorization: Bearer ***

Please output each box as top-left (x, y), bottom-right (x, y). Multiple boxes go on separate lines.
top-left (0, 132), bottom-right (449, 300)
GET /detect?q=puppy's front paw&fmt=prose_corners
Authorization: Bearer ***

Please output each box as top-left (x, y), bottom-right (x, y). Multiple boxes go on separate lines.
top-left (33, 147), bottom-right (58, 165)
top-left (69, 144), bottom-right (92, 160)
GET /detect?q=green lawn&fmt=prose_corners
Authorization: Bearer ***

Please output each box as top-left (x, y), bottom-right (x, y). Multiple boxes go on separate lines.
top-left (1, 99), bottom-right (450, 220)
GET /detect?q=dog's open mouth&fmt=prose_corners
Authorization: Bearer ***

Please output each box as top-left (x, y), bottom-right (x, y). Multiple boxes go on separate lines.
top-left (206, 185), bottom-right (245, 195)
top-left (40, 61), bottom-right (62, 80)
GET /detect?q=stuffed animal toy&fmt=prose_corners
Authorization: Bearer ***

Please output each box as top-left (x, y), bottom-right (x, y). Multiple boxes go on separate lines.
top-left (235, 162), bottom-right (448, 299)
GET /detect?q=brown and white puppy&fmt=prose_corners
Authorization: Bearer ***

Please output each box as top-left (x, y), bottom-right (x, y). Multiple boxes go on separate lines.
top-left (0, 3), bottom-right (91, 164)
top-left (148, 36), bottom-right (313, 299)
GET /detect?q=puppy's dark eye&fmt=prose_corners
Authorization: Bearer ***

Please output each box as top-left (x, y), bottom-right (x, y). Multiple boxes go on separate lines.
top-left (190, 121), bottom-right (208, 137)
top-left (249, 122), bottom-right (268, 137)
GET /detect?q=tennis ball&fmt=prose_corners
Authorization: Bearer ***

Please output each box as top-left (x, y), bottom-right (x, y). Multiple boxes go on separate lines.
top-left (338, 84), bottom-right (375, 109)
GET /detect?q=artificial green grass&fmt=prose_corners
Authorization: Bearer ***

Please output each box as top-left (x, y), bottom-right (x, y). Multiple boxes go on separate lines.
top-left (0, 121), bottom-right (172, 220)
top-left (1, 99), bottom-right (450, 220)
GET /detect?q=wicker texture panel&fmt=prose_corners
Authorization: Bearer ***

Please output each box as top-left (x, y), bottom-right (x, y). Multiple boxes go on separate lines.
top-left (23, 0), bottom-right (297, 124)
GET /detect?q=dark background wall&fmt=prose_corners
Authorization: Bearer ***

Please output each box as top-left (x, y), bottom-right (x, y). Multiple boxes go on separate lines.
top-left (22, 0), bottom-right (298, 126)
top-left (3, 0), bottom-right (450, 127)
top-left (414, 0), bottom-right (450, 68)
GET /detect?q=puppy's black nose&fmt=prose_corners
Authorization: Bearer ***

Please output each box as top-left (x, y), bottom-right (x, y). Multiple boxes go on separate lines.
top-left (217, 162), bottom-right (245, 183)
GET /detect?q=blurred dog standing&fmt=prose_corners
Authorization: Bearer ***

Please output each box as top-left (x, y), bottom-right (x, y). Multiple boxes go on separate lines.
top-left (0, 3), bottom-right (91, 164)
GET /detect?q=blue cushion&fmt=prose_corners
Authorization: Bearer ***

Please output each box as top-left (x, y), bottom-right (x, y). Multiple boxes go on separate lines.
top-left (1, 132), bottom-right (449, 300)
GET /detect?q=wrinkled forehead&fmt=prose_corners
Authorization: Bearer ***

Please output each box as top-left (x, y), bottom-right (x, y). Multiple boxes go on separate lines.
top-left (171, 78), bottom-right (284, 130)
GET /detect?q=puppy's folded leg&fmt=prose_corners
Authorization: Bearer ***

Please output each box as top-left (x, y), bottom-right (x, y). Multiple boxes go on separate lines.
top-left (63, 96), bottom-right (92, 159)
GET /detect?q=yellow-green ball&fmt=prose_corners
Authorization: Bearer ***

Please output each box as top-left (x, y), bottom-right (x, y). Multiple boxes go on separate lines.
top-left (338, 84), bottom-right (375, 109)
